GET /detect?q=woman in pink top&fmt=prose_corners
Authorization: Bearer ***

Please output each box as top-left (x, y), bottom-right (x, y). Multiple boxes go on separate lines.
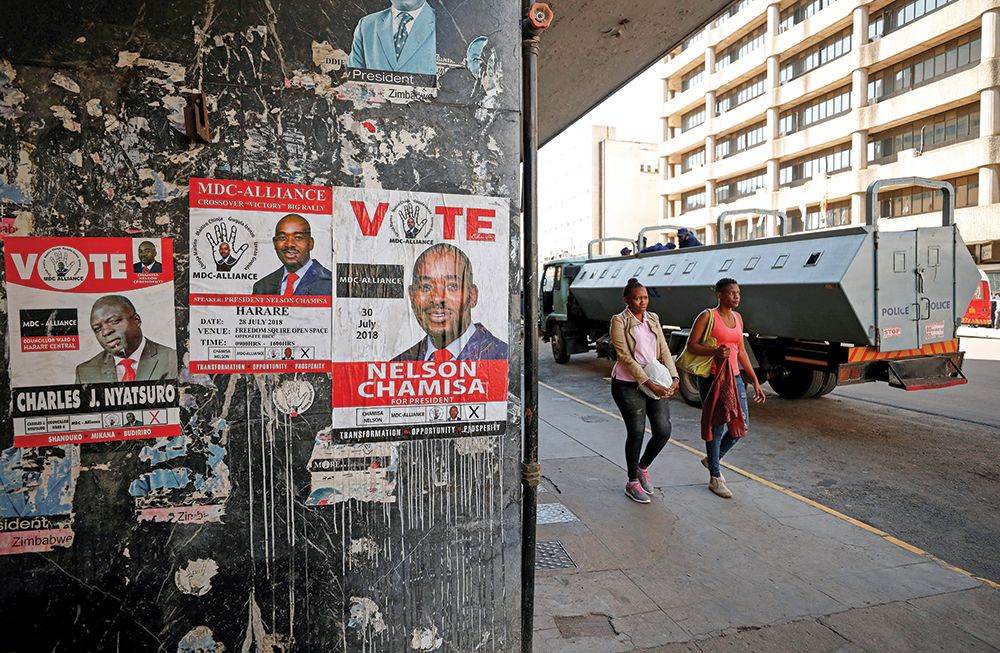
top-left (610, 278), bottom-right (680, 504)
top-left (686, 278), bottom-right (766, 498)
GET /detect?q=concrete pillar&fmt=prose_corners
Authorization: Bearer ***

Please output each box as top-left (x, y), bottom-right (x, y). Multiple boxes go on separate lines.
top-left (982, 10), bottom-right (1000, 60)
top-left (980, 165), bottom-right (1000, 205)
top-left (767, 55), bottom-right (780, 89)
top-left (767, 2), bottom-right (781, 36)
top-left (766, 159), bottom-right (779, 192)
top-left (852, 130), bottom-right (868, 171)
top-left (853, 68), bottom-right (869, 109)
top-left (705, 46), bottom-right (716, 74)
top-left (706, 135), bottom-right (716, 163)
top-left (980, 88), bottom-right (1000, 138)
top-left (706, 179), bottom-right (716, 209)
top-left (853, 6), bottom-right (869, 47)
top-left (767, 107), bottom-right (779, 140)
top-left (852, 192), bottom-right (867, 225)
top-left (706, 90), bottom-right (716, 120)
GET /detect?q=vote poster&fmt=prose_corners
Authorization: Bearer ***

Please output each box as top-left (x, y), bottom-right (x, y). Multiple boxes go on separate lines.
top-left (5, 237), bottom-right (180, 447)
top-left (331, 187), bottom-right (509, 442)
top-left (188, 178), bottom-right (333, 374)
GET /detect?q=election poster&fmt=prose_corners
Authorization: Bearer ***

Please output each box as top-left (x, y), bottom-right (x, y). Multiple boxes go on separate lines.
top-left (188, 178), bottom-right (333, 374)
top-left (330, 187), bottom-right (509, 442)
top-left (5, 237), bottom-right (180, 447)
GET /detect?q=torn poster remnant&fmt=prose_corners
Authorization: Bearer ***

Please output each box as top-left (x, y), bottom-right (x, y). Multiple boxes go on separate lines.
top-left (175, 558), bottom-right (220, 596)
top-left (0, 445), bottom-right (79, 555)
top-left (306, 434), bottom-right (398, 505)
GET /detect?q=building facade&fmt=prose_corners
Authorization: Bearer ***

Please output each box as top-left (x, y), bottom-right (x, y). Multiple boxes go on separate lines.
top-left (540, 125), bottom-right (661, 261)
top-left (659, 0), bottom-right (1000, 288)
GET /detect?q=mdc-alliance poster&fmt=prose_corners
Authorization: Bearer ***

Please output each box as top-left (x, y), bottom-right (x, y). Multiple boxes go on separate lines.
top-left (330, 187), bottom-right (509, 443)
top-left (5, 238), bottom-right (180, 447)
top-left (188, 178), bottom-right (333, 374)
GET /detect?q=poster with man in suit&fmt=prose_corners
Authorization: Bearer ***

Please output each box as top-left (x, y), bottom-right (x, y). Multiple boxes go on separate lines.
top-left (329, 187), bottom-right (509, 443)
top-left (4, 237), bottom-right (180, 447)
top-left (188, 177), bottom-right (333, 374)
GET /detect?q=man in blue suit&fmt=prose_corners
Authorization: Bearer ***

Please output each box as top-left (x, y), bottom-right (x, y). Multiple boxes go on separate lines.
top-left (348, 0), bottom-right (437, 76)
top-left (252, 214), bottom-right (332, 296)
top-left (133, 241), bottom-right (163, 273)
top-left (393, 243), bottom-right (507, 362)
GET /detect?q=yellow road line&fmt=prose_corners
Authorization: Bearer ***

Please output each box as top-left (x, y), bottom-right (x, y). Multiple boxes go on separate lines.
top-left (539, 380), bottom-right (999, 588)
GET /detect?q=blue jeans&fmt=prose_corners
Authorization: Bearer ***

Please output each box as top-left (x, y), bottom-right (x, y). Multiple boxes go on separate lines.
top-left (611, 379), bottom-right (672, 479)
top-left (697, 374), bottom-right (749, 478)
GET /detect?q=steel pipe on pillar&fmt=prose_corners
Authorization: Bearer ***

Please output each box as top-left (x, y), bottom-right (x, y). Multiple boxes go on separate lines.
top-left (520, 3), bottom-right (552, 651)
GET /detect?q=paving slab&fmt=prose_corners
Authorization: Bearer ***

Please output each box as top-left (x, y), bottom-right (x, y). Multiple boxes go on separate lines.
top-left (906, 586), bottom-right (1000, 649)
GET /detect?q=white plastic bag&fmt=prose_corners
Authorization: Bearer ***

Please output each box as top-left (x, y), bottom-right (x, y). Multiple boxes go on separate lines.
top-left (638, 359), bottom-right (673, 399)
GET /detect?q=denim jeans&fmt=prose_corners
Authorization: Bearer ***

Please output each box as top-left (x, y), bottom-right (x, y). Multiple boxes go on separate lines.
top-left (697, 374), bottom-right (749, 478)
top-left (611, 378), bottom-right (672, 479)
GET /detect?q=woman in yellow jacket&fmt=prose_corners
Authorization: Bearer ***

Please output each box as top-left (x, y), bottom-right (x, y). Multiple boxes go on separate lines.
top-left (610, 278), bottom-right (679, 503)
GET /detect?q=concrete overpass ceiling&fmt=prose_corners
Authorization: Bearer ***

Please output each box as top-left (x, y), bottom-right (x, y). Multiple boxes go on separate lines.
top-left (537, 0), bottom-right (733, 146)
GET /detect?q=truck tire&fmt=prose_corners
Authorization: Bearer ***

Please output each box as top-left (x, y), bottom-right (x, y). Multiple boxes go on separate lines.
top-left (768, 365), bottom-right (826, 399)
top-left (677, 370), bottom-right (703, 408)
top-left (551, 323), bottom-right (570, 364)
top-left (816, 371), bottom-right (837, 396)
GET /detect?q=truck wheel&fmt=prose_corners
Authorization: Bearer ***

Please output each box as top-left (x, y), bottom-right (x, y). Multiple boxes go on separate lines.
top-left (816, 372), bottom-right (837, 396)
top-left (551, 324), bottom-right (570, 364)
top-left (768, 365), bottom-right (826, 399)
top-left (677, 370), bottom-right (703, 408)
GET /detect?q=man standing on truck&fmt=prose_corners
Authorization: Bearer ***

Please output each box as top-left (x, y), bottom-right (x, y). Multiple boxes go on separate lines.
top-left (677, 227), bottom-right (703, 248)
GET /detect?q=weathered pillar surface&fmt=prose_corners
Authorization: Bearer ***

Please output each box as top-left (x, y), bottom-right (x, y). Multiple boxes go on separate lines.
top-left (0, 1), bottom-right (522, 650)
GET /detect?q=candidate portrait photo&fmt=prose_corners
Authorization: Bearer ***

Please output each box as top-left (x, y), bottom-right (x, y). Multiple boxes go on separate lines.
top-left (348, 0), bottom-right (437, 76)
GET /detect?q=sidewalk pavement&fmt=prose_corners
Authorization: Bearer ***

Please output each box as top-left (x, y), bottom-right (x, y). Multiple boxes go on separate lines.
top-left (532, 381), bottom-right (1000, 652)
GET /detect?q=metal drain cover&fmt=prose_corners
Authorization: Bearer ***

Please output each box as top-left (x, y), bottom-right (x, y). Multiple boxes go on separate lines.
top-left (537, 503), bottom-right (579, 524)
top-left (536, 540), bottom-right (578, 571)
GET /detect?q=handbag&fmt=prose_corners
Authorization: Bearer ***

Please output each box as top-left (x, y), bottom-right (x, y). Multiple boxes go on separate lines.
top-left (674, 309), bottom-right (717, 378)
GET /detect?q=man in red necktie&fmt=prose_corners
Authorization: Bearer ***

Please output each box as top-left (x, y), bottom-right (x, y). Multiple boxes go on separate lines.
top-left (392, 243), bottom-right (507, 362)
top-left (74, 295), bottom-right (177, 383)
top-left (133, 240), bottom-right (163, 274)
top-left (251, 214), bottom-right (332, 296)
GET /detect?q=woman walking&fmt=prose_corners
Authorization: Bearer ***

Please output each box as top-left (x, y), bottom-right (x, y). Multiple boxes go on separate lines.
top-left (610, 278), bottom-right (679, 503)
top-left (685, 278), bottom-right (766, 498)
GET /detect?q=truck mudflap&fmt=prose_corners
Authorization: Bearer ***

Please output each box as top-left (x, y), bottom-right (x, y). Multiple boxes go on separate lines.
top-left (884, 355), bottom-right (967, 391)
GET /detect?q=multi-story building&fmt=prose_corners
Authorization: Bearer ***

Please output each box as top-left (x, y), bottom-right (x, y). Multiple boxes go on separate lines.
top-left (540, 126), bottom-right (660, 261)
top-left (659, 0), bottom-right (1000, 288)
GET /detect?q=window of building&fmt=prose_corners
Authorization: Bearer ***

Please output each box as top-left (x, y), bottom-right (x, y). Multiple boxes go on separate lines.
top-left (878, 175), bottom-right (978, 218)
top-left (682, 189), bottom-right (707, 213)
top-left (716, 121), bottom-right (766, 160)
top-left (804, 199), bottom-right (851, 230)
top-left (867, 103), bottom-right (979, 163)
top-left (779, 0), bottom-right (841, 32)
top-left (713, 0), bottom-right (753, 27)
top-left (682, 106), bottom-right (706, 132)
top-left (751, 215), bottom-right (767, 238)
top-left (869, 0), bottom-right (960, 40)
top-left (778, 85), bottom-right (851, 136)
top-left (681, 64), bottom-right (706, 92)
top-left (681, 148), bottom-right (706, 172)
top-left (716, 73), bottom-right (766, 114)
top-left (696, 228), bottom-right (707, 243)
top-left (715, 24), bottom-right (767, 72)
top-left (779, 28), bottom-right (851, 84)
top-left (716, 169), bottom-right (767, 204)
top-left (779, 144), bottom-right (851, 186)
top-left (681, 27), bottom-right (707, 51)
top-left (868, 30), bottom-right (981, 103)
top-left (734, 221), bottom-right (749, 241)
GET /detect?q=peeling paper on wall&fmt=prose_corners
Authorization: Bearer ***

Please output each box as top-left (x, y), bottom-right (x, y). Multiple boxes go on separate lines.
top-left (311, 41), bottom-right (347, 74)
top-left (0, 445), bottom-right (79, 555)
top-left (130, 417), bottom-right (230, 524)
top-left (50, 72), bottom-right (81, 94)
top-left (306, 433), bottom-right (398, 505)
top-left (178, 625), bottom-right (225, 653)
top-left (175, 558), bottom-right (219, 596)
top-left (349, 537), bottom-right (379, 568)
top-left (0, 59), bottom-right (26, 119)
top-left (410, 627), bottom-right (443, 651)
top-left (348, 596), bottom-right (387, 633)
top-left (49, 105), bottom-right (80, 132)
top-left (0, 143), bottom-right (34, 205)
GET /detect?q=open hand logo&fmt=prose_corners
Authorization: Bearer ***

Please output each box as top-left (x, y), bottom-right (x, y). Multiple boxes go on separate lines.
top-left (206, 222), bottom-right (249, 271)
